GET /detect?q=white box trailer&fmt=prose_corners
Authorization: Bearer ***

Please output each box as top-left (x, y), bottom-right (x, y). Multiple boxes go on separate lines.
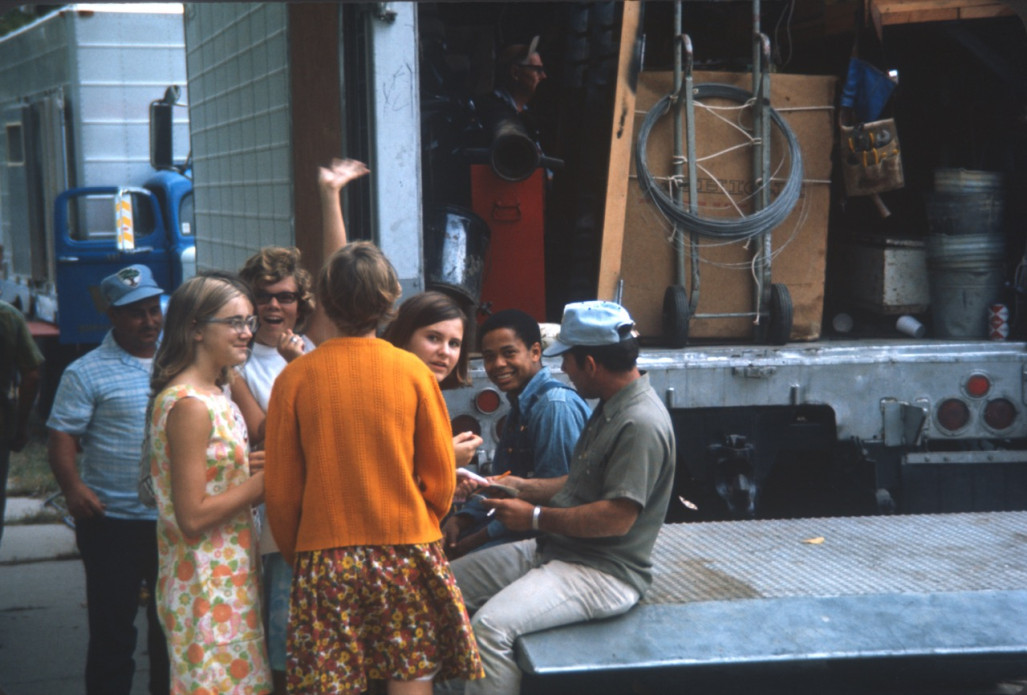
top-left (0, 3), bottom-right (190, 316)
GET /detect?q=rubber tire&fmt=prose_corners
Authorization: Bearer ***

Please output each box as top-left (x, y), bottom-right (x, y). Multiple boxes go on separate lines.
top-left (766, 283), bottom-right (793, 345)
top-left (663, 285), bottom-right (691, 348)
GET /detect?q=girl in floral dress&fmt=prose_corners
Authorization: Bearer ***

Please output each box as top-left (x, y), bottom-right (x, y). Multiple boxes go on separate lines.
top-left (146, 273), bottom-right (272, 694)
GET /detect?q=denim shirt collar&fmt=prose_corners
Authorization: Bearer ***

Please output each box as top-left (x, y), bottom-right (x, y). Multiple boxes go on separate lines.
top-left (507, 365), bottom-right (553, 415)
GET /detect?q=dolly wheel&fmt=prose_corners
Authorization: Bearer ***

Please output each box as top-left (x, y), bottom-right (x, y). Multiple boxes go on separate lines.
top-left (767, 283), bottom-right (793, 345)
top-left (663, 285), bottom-right (691, 348)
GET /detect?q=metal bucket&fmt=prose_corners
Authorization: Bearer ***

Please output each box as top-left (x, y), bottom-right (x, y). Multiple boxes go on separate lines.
top-left (926, 233), bottom-right (1006, 338)
top-left (423, 204), bottom-right (491, 306)
top-left (925, 168), bottom-right (1005, 236)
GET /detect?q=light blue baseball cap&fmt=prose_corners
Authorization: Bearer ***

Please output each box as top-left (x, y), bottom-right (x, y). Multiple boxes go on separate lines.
top-left (543, 301), bottom-right (637, 356)
top-left (101, 264), bottom-right (164, 307)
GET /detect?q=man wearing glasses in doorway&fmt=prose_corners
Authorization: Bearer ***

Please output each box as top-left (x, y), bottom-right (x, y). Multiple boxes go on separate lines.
top-left (47, 264), bottom-right (170, 695)
top-left (476, 35), bottom-right (547, 145)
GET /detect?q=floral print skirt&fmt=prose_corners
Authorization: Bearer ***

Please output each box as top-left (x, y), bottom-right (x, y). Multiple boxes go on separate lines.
top-left (287, 541), bottom-right (484, 694)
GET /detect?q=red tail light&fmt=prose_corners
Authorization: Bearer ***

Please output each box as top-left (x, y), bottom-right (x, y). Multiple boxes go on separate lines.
top-left (494, 415), bottom-right (508, 440)
top-left (965, 374), bottom-right (991, 398)
top-left (937, 398), bottom-right (970, 432)
top-left (475, 388), bottom-right (502, 414)
top-left (984, 398), bottom-right (1016, 431)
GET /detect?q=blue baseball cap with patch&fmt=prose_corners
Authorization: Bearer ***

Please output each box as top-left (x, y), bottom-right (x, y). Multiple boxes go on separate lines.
top-left (101, 264), bottom-right (164, 308)
top-left (543, 301), bottom-right (637, 357)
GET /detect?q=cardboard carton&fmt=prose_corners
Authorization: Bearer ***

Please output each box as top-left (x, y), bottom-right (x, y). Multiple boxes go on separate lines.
top-left (604, 70), bottom-right (836, 341)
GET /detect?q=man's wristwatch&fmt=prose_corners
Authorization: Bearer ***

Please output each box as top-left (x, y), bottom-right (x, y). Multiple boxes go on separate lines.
top-left (531, 505), bottom-right (542, 531)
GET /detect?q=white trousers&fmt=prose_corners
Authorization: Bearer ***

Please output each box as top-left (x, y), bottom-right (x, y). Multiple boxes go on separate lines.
top-left (448, 539), bottom-right (639, 695)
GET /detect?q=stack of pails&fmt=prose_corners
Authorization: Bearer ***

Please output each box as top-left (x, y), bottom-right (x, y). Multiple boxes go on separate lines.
top-left (924, 168), bottom-right (1007, 338)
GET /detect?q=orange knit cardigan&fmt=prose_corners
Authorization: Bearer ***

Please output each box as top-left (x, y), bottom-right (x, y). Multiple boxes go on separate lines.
top-left (264, 337), bottom-right (456, 563)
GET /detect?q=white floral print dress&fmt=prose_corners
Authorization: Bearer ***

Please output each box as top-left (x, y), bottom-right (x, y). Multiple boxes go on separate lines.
top-left (149, 384), bottom-right (271, 694)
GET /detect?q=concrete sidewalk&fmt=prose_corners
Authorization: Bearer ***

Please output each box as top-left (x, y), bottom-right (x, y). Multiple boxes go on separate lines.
top-left (0, 498), bottom-right (154, 695)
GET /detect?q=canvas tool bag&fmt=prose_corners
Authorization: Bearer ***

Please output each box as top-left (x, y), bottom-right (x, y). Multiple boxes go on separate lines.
top-left (840, 117), bottom-right (904, 197)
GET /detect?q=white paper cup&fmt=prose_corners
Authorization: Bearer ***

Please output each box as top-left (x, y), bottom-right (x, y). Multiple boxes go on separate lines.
top-left (896, 315), bottom-right (926, 338)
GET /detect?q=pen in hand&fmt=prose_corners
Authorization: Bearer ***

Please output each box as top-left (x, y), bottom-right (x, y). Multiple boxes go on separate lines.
top-left (471, 471), bottom-right (512, 518)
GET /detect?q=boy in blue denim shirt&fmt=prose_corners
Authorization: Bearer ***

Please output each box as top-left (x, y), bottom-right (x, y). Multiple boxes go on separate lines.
top-left (442, 309), bottom-right (589, 558)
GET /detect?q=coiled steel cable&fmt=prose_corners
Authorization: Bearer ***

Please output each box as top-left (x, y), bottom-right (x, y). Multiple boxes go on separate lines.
top-left (635, 83), bottom-right (803, 242)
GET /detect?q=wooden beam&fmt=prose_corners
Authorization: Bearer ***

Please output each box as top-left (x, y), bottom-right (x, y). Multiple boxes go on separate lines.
top-left (869, 0), bottom-right (1014, 35)
top-left (958, 3), bottom-right (1018, 17)
top-left (874, 0), bottom-right (1010, 11)
top-left (288, 4), bottom-right (343, 277)
top-left (597, 0), bottom-right (642, 302)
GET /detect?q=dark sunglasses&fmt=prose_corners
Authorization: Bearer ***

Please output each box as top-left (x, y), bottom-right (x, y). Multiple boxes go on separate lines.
top-left (255, 291), bottom-right (300, 305)
top-left (518, 64), bottom-right (546, 74)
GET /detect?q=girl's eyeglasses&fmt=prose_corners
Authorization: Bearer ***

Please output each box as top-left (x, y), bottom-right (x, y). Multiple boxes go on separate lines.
top-left (255, 291), bottom-right (300, 305)
top-left (201, 315), bottom-right (259, 333)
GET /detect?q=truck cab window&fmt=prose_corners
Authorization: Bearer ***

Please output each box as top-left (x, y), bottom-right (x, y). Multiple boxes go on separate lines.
top-left (67, 192), bottom-right (156, 242)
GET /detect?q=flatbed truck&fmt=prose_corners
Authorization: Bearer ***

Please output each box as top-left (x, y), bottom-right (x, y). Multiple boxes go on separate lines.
top-left (175, 3), bottom-right (1027, 689)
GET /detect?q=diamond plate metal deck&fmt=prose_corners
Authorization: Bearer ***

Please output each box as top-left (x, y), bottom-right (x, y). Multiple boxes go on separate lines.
top-left (517, 512), bottom-right (1027, 675)
top-left (645, 511), bottom-right (1027, 604)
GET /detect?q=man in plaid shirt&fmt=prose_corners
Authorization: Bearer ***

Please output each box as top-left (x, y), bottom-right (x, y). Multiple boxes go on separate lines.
top-left (47, 265), bottom-right (170, 695)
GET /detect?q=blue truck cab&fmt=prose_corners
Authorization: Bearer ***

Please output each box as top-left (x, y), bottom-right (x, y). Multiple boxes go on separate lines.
top-left (52, 169), bottom-right (195, 344)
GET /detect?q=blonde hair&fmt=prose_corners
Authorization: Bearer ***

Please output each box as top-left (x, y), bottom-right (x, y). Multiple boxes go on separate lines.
top-left (150, 273), bottom-right (251, 396)
top-left (318, 241), bottom-right (401, 336)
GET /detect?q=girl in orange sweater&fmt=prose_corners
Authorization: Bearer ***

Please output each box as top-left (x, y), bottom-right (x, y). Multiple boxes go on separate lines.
top-left (264, 241), bottom-right (483, 694)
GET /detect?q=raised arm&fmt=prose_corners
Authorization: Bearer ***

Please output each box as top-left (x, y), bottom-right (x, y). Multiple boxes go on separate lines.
top-left (307, 158), bottom-right (370, 345)
top-left (319, 158), bottom-right (368, 255)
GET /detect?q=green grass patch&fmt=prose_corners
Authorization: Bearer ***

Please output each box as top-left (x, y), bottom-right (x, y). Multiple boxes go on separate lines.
top-left (9, 506), bottom-right (63, 525)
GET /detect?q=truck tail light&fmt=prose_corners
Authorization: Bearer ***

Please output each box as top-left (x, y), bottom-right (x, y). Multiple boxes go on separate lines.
top-left (937, 398), bottom-right (970, 432)
top-left (965, 374), bottom-right (991, 398)
top-left (451, 414), bottom-right (481, 437)
top-left (475, 388), bottom-right (502, 414)
top-left (495, 415), bottom-right (508, 440)
top-left (984, 398), bottom-right (1016, 431)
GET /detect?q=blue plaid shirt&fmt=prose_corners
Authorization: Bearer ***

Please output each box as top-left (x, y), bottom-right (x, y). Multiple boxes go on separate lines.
top-left (47, 331), bottom-right (157, 520)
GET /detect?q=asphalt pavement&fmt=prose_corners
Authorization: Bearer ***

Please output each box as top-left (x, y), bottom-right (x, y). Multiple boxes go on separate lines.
top-left (0, 498), bottom-right (154, 695)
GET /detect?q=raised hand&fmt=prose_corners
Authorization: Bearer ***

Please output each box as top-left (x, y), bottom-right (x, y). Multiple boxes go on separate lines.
top-left (318, 158), bottom-right (369, 193)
